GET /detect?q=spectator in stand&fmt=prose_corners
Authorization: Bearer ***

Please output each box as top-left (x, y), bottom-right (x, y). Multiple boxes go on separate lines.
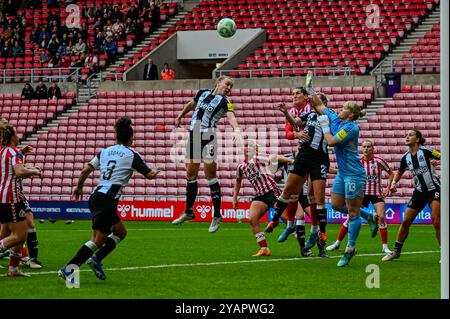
top-left (112, 19), bottom-right (124, 39)
top-left (35, 81), bottom-right (48, 100)
top-left (126, 5), bottom-right (140, 21)
top-left (124, 18), bottom-right (136, 36)
top-left (84, 49), bottom-right (99, 74)
top-left (1, 41), bottom-right (11, 58)
top-left (39, 50), bottom-right (50, 64)
top-left (111, 6), bottom-right (123, 22)
top-left (21, 83), bottom-right (35, 100)
top-left (143, 58), bottom-right (159, 80)
top-left (103, 36), bottom-right (117, 62)
top-left (2, 0), bottom-right (17, 16)
top-left (74, 38), bottom-right (87, 55)
top-left (47, 37), bottom-right (60, 57)
top-left (161, 63), bottom-right (175, 80)
top-left (57, 41), bottom-right (68, 57)
top-left (151, 3), bottom-right (161, 31)
top-left (70, 54), bottom-right (84, 68)
top-left (93, 29), bottom-right (105, 50)
top-left (48, 82), bottom-right (62, 100)
top-left (67, 39), bottom-right (76, 56)
top-left (11, 41), bottom-right (23, 58)
top-left (40, 33), bottom-right (49, 50)
top-left (48, 52), bottom-right (61, 67)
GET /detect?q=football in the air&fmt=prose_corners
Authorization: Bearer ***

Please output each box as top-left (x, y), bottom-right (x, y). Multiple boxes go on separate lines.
top-left (217, 18), bottom-right (237, 38)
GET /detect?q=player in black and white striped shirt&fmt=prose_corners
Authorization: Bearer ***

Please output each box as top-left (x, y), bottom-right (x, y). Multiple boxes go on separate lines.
top-left (58, 117), bottom-right (159, 282)
top-left (173, 76), bottom-right (241, 233)
top-left (383, 129), bottom-right (440, 261)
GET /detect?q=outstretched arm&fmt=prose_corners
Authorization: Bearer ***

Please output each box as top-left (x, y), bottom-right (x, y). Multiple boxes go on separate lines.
top-left (175, 100), bottom-right (196, 127)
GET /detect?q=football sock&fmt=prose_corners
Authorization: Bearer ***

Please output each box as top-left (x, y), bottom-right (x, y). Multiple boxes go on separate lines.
top-left (95, 234), bottom-right (121, 262)
top-left (347, 214), bottom-right (362, 248)
top-left (26, 228), bottom-right (39, 260)
top-left (185, 179), bottom-right (198, 215)
top-left (68, 240), bottom-right (98, 267)
top-left (286, 200), bottom-right (297, 222)
top-left (337, 222), bottom-right (349, 241)
top-left (208, 178), bottom-right (222, 218)
top-left (394, 241), bottom-right (403, 253)
top-left (310, 203), bottom-right (319, 226)
top-left (272, 196), bottom-right (289, 222)
top-left (295, 219), bottom-right (306, 249)
top-left (380, 223), bottom-right (388, 245)
top-left (255, 232), bottom-right (268, 248)
top-left (317, 204), bottom-right (327, 235)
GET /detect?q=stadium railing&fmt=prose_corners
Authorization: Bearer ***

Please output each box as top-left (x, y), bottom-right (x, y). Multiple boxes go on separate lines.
top-left (371, 57), bottom-right (440, 88)
top-left (214, 67), bottom-right (354, 78)
top-left (0, 68), bottom-right (81, 84)
top-left (86, 72), bottom-right (124, 97)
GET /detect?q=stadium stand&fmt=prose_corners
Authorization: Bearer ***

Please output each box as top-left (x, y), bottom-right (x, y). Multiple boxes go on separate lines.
top-left (0, 91), bottom-right (76, 140)
top-left (393, 23), bottom-right (440, 73)
top-left (21, 86), bottom-right (376, 201)
top-left (360, 84), bottom-right (440, 201)
top-left (170, 0), bottom-right (439, 76)
top-left (0, 0), bottom-right (179, 82)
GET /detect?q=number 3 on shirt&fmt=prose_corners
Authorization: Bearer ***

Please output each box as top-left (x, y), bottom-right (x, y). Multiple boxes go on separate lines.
top-left (103, 160), bottom-right (117, 180)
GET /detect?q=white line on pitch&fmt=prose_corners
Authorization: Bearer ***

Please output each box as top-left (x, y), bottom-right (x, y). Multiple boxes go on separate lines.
top-left (0, 250), bottom-right (440, 277)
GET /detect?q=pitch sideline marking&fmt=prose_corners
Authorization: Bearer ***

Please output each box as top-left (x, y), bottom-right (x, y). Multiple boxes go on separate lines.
top-left (0, 250), bottom-right (440, 277)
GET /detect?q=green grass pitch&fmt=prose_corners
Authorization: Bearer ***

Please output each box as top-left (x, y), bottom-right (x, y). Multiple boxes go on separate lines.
top-left (0, 221), bottom-right (440, 299)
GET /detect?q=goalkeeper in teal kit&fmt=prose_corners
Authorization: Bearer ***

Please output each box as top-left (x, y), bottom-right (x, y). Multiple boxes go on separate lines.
top-left (308, 87), bottom-right (367, 267)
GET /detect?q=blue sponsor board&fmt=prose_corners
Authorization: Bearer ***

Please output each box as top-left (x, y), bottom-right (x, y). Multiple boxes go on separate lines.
top-left (29, 201), bottom-right (92, 220)
top-left (267, 203), bottom-right (432, 224)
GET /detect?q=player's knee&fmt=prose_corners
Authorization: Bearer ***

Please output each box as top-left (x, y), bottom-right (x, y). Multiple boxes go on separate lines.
top-left (248, 216), bottom-right (259, 227)
top-left (15, 231), bottom-right (27, 244)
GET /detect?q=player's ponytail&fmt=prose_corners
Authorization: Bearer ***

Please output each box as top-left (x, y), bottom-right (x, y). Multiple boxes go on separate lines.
top-left (412, 129), bottom-right (426, 145)
top-left (0, 118), bottom-right (15, 147)
top-left (346, 101), bottom-right (365, 120)
top-left (114, 117), bottom-right (133, 145)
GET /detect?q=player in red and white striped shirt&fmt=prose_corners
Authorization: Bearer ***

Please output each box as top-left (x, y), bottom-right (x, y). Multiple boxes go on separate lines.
top-left (232, 139), bottom-right (294, 257)
top-left (327, 140), bottom-right (394, 253)
top-left (0, 119), bottom-right (41, 276)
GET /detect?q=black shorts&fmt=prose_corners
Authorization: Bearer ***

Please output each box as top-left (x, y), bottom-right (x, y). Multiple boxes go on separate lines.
top-left (186, 130), bottom-right (217, 162)
top-left (362, 195), bottom-right (384, 208)
top-left (291, 147), bottom-right (329, 181)
top-left (0, 202), bottom-right (28, 224)
top-left (88, 192), bottom-right (120, 235)
top-left (252, 189), bottom-right (280, 208)
top-left (407, 188), bottom-right (440, 212)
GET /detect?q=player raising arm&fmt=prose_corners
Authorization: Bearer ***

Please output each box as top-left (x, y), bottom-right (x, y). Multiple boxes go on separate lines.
top-left (309, 93), bottom-right (367, 267)
top-left (382, 129), bottom-right (440, 261)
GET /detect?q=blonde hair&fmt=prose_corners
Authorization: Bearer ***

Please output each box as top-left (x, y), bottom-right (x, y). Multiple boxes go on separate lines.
top-left (215, 75), bottom-right (234, 86)
top-left (245, 139), bottom-right (260, 152)
top-left (362, 139), bottom-right (374, 147)
top-left (0, 118), bottom-right (15, 147)
top-left (344, 101), bottom-right (366, 120)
